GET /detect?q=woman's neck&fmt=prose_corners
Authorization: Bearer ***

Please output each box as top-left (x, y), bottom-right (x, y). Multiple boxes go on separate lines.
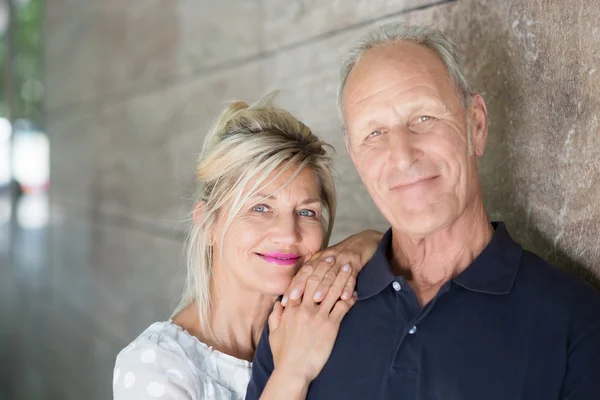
top-left (174, 265), bottom-right (275, 362)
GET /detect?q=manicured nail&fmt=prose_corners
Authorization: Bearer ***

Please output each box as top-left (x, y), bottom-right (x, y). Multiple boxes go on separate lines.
top-left (313, 291), bottom-right (323, 301)
top-left (281, 296), bottom-right (288, 306)
top-left (324, 256), bottom-right (335, 263)
top-left (353, 290), bottom-right (358, 298)
top-left (290, 288), bottom-right (301, 300)
top-left (341, 289), bottom-right (351, 300)
top-left (342, 264), bottom-right (351, 272)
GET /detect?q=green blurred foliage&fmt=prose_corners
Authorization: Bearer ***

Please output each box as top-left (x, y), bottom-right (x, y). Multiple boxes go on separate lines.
top-left (0, 0), bottom-right (44, 123)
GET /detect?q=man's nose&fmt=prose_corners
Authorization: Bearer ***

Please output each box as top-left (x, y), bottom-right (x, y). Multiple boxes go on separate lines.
top-left (388, 128), bottom-right (421, 171)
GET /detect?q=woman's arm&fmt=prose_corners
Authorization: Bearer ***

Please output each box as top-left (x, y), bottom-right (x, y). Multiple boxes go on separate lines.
top-left (281, 229), bottom-right (383, 306)
top-left (255, 264), bottom-right (357, 400)
top-left (114, 336), bottom-right (196, 399)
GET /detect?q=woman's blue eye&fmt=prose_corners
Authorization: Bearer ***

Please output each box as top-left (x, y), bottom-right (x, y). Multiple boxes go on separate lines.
top-left (298, 209), bottom-right (316, 217)
top-left (252, 205), bottom-right (268, 213)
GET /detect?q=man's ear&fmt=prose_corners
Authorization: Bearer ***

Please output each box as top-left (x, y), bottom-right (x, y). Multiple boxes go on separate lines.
top-left (469, 94), bottom-right (489, 157)
top-left (192, 201), bottom-right (206, 227)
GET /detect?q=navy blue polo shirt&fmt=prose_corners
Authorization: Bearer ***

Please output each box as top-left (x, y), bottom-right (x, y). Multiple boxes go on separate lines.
top-left (246, 222), bottom-right (600, 399)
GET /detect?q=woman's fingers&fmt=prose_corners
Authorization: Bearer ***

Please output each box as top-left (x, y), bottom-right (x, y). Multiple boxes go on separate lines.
top-left (329, 295), bottom-right (357, 323)
top-left (313, 263), bottom-right (350, 302)
top-left (316, 255), bottom-right (360, 302)
top-left (340, 272), bottom-right (357, 301)
top-left (301, 257), bottom-right (339, 305)
top-left (282, 254), bottom-right (339, 306)
top-left (319, 263), bottom-right (352, 313)
top-left (309, 243), bottom-right (368, 303)
top-left (268, 301), bottom-right (284, 332)
top-left (281, 263), bottom-right (314, 306)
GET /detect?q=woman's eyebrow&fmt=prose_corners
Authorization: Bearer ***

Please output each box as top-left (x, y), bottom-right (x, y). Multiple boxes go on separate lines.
top-left (253, 192), bottom-right (321, 206)
top-left (299, 198), bottom-right (322, 206)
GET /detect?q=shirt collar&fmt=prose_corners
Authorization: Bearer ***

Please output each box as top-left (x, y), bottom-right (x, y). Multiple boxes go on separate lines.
top-left (452, 221), bottom-right (523, 295)
top-left (356, 221), bottom-right (523, 300)
top-left (356, 228), bottom-right (396, 301)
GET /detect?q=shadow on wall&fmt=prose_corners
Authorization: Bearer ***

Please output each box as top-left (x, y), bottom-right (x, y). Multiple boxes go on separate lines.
top-left (455, 0), bottom-right (600, 291)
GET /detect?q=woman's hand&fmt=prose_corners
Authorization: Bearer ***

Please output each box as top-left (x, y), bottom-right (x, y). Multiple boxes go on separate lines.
top-left (281, 229), bottom-right (383, 306)
top-left (268, 264), bottom-right (357, 384)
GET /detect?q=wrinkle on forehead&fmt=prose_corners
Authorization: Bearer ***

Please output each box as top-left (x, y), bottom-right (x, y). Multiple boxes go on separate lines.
top-left (343, 42), bottom-right (462, 120)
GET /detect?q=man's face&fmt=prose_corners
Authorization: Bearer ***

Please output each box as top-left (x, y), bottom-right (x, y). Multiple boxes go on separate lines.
top-left (343, 42), bottom-right (486, 237)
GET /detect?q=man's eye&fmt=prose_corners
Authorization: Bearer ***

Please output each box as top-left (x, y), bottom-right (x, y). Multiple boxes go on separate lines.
top-left (416, 116), bottom-right (433, 124)
top-left (368, 130), bottom-right (383, 138)
top-left (252, 205), bottom-right (269, 213)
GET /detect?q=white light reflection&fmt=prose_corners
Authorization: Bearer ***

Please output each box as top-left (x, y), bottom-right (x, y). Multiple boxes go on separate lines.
top-left (16, 192), bottom-right (49, 229)
top-left (0, 194), bottom-right (11, 253)
top-left (12, 126), bottom-right (49, 192)
top-left (0, 118), bottom-right (11, 187)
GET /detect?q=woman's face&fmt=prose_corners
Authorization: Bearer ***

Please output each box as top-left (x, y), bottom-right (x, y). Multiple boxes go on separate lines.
top-left (212, 166), bottom-right (325, 296)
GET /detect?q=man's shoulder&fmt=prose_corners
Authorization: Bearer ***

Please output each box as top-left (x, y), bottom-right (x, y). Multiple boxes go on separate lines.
top-left (515, 249), bottom-right (600, 311)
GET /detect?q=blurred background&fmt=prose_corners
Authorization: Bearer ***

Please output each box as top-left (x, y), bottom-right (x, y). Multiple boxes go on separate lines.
top-left (1, 0), bottom-right (599, 399)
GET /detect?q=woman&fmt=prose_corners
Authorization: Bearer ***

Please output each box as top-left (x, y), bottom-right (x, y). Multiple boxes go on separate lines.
top-left (113, 96), bottom-right (381, 399)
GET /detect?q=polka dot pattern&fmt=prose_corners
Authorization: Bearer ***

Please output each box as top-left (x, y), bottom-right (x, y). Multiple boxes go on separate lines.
top-left (141, 349), bottom-right (156, 363)
top-left (124, 372), bottom-right (136, 388)
top-left (113, 321), bottom-right (252, 399)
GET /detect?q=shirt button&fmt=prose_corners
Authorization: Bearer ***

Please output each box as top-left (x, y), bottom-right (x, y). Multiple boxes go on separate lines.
top-left (392, 281), bottom-right (402, 291)
top-left (408, 326), bottom-right (417, 335)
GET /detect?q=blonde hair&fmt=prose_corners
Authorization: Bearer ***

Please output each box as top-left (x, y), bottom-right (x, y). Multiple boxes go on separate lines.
top-left (172, 94), bottom-right (336, 336)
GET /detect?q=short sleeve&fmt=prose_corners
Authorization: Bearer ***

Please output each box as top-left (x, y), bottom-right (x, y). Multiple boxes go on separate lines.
top-left (113, 334), bottom-right (199, 399)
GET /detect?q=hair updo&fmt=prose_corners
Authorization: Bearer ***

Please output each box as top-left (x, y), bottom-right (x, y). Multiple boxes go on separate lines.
top-left (172, 94), bottom-right (337, 332)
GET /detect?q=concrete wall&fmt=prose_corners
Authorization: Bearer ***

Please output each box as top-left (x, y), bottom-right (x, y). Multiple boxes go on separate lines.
top-left (44, 0), bottom-right (600, 397)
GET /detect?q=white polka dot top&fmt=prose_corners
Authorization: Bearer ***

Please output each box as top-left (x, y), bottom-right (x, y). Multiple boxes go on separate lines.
top-left (113, 321), bottom-right (252, 399)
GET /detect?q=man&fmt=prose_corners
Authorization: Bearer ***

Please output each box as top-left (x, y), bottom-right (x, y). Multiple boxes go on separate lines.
top-left (246, 23), bottom-right (600, 399)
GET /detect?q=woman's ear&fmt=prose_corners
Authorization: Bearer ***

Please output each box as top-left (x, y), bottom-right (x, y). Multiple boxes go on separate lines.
top-left (193, 201), bottom-right (206, 227)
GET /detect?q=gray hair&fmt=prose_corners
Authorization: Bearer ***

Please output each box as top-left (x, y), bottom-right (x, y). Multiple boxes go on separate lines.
top-left (337, 23), bottom-right (472, 131)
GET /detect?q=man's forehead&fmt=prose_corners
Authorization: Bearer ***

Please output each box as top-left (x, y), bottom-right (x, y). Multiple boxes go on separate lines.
top-left (343, 43), bottom-right (457, 114)
top-left (347, 43), bottom-right (448, 91)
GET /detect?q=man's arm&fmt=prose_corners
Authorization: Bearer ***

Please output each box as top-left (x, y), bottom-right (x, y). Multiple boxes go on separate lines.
top-left (559, 289), bottom-right (600, 399)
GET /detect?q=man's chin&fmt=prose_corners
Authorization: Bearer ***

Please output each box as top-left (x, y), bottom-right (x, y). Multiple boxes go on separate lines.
top-left (389, 210), bottom-right (451, 238)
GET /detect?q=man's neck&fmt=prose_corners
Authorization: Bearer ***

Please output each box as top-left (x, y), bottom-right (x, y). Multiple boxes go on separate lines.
top-left (390, 201), bottom-right (493, 307)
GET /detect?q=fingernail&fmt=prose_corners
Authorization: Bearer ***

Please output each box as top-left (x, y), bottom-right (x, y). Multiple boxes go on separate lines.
top-left (341, 290), bottom-right (350, 300)
top-left (324, 256), bottom-right (335, 263)
top-left (313, 291), bottom-right (322, 301)
top-left (342, 264), bottom-right (351, 272)
top-left (353, 290), bottom-right (358, 298)
top-left (290, 288), bottom-right (301, 300)
top-left (281, 296), bottom-right (288, 306)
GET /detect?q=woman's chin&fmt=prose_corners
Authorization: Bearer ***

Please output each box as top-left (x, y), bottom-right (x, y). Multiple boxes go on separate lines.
top-left (259, 277), bottom-right (293, 297)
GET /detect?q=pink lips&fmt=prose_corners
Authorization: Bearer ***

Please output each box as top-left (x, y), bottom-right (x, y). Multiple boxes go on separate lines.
top-left (258, 252), bottom-right (300, 266)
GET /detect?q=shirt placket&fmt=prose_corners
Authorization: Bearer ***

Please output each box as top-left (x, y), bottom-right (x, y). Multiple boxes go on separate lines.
top-left (388, 279), bottom-right (452, 394)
